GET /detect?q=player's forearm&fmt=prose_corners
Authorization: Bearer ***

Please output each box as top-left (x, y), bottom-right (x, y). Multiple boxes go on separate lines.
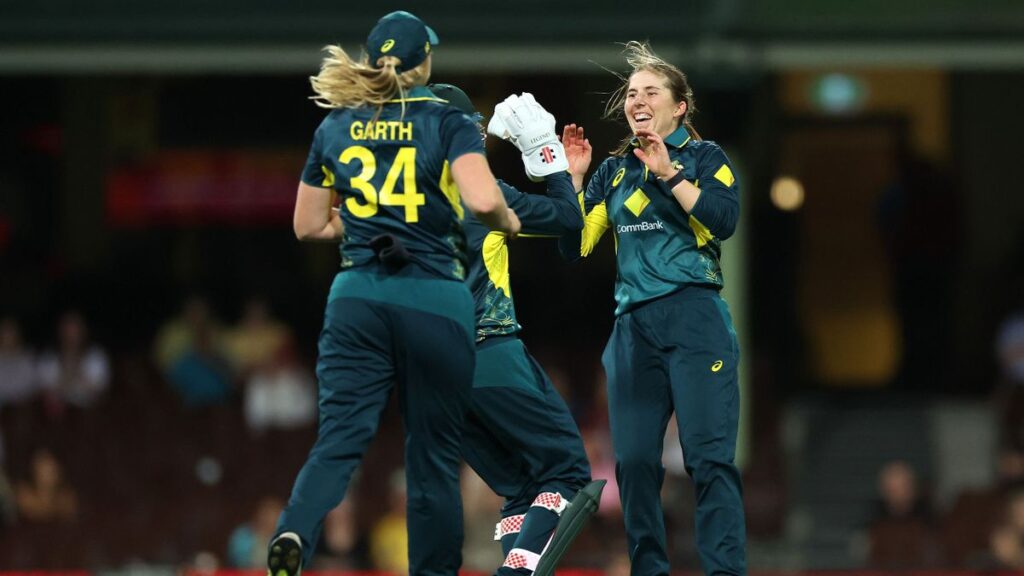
top-left (453, 153), bottom-right (518, 235)
top-left (473, 203), bottom-right (514, 233)
top-left (664, 177), bottom-right (701, 213)
top-left (296, 211), bottom-right (344, 242)
top-left (687, 185), bottom-right (739, 239)
top-left (544, 172), bottom-right (583, 233)
top-left (571, 172), bottom-right (585, 194)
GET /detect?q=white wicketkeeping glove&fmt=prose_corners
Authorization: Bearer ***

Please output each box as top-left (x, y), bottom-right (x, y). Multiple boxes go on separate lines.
top-left (487, 93), bottom-right (569, 182)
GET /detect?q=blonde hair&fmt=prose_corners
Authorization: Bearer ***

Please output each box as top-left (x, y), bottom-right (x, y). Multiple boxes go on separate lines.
top-left (603, 41), bottom-right (700, 156)
top-left (310, 45), bottom-right (431, 119)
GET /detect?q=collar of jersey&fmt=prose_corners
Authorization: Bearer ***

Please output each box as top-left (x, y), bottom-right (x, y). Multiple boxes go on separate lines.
top-left (629, 125), bottom-right (691, 149)
top-left (388, 86), bottom-right (448, 104)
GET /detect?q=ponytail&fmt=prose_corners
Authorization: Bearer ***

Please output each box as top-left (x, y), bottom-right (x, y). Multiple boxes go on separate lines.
top-left (310, 45), bottom-right (430, 120)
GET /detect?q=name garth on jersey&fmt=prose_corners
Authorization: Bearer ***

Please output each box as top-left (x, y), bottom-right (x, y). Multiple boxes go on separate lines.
top-left (350, 121), bottom-right (414, 141)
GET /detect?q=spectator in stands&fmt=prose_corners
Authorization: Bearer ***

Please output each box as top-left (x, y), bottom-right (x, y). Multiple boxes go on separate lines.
top-left (0, 466), bottom-right (15, 527)
top-left (0, 317), bottom-right (38, 465)
top-left (991, 488), bottom-right (1024, 569)
top-left (154, 297), bottom-right (233, 407)
top-left (369, 469), bottom-right (408, 574)
top-left (226, 296), bottom-right (290, 377)
top-left (999, 310), bottom-right (1024, 383)
top-left (167, 329), bottom-right (233, 408)
top-left (227, 496), bottom-right (284, 568)
top-left (944, 448), bottom-right (1024, 567)
top-left (995, 307), bottom-right (1024, 450)
top-left (874, 461), bottom-right (932, 521)
top-left (867, 460), bottom-right (938, 568)
top-left (14, 448), bottom-right (77, 524)
top-left (313, 497), bottom-right (366, 570)
top-left (36, 311), bottom-right (110, 413)
top-left (0, 317), bottom-right (38, 407)
top-left (243, 339), bottom-right (316, 433)
top-left (153, 295), bottom-right (225, 372)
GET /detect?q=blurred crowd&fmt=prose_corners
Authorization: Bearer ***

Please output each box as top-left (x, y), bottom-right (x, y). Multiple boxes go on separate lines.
top-left (865, 306), bottom-right (1024, 570)
top-left (0, 295), bottom-right (612, 570)
top-left (0, 296), bottom-right (320, 568)
top-left (1, 296), bottom-right (1024, 572)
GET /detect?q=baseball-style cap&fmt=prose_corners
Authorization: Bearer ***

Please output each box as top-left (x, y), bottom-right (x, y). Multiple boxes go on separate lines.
top-left (427, 83), bottom-right (484, 122)
top-left (366, 11), bottom-right (439, 73)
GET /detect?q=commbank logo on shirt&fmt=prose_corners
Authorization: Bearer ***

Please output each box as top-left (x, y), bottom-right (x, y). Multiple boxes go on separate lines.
top-left (617, 221), bottom-right (664, 233)
top-left (623, 189), bottom-right (649, 217)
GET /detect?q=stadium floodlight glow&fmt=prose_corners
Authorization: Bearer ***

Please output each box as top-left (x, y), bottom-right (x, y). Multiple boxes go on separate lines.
top-left (812, 73), bottom-right (867, 114)
top-left (770, 176), bottom-right (805, 211)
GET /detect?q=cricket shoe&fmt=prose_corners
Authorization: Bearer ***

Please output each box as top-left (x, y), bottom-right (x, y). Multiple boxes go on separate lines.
top-left (267, 532), bottom-right (303, 576)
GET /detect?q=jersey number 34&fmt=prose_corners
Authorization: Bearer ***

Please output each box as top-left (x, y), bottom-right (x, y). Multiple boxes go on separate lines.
top-left (339, 145), bottom-right (425, 223)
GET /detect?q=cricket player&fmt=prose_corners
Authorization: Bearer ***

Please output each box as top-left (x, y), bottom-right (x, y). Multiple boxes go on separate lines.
top-left (560, 41), bottom-right (747, 576)
top-left (428, 83), bottom-right (605, 576)
top-left (267, 11), bottom-right (521, 576)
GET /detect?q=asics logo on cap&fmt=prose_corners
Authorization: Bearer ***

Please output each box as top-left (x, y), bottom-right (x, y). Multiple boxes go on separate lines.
top-left (424, 42), bottom-right (431, 53)
top-left (381, 39), bottom-right (395, 53)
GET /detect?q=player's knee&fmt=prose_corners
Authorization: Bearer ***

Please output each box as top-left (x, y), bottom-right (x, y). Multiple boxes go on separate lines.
top-left (614, 452), bottom-right (662, 478)
top-left (536, 470), bottom-right (590, 500)
top-left (687, 456), bottom-right (740, 487)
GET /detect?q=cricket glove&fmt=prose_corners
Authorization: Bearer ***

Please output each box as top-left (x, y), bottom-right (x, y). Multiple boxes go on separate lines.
top-left (488, 93), bottom-right (569, 182)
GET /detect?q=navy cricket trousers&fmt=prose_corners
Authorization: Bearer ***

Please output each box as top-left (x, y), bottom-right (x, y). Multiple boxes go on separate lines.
top-left (276, 269), bottom-right (476, 576)
top-left (603, 287), bottom-right (746, 576)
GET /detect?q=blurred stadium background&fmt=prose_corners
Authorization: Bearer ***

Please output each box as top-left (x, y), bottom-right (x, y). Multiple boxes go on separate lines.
top-left (2, 0), bottom-right (1024, 573)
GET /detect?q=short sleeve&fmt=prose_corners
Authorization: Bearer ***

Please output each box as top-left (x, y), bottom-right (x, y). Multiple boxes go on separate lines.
top-left (300, 124), bottom-right (333, 188)
top-left (440, 108), bottom-right (486, 164)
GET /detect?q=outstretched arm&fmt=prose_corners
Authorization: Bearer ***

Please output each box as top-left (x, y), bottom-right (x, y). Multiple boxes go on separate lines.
top-left (452, 153), bottom-right (521, 239)
top-left (502, 172), bottom-right (582, 237)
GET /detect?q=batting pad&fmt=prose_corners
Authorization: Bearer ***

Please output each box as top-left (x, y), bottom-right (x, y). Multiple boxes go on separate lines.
top-left (533, 479), bottom-right (607, 576)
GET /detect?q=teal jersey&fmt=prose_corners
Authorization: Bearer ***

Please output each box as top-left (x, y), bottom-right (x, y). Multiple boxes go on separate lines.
top-left (561, 127), bottom-right (740, 315)
top-left (462, 172), bottom-right (581, 341)
top-left (301, 86), bottom-right (485, 281)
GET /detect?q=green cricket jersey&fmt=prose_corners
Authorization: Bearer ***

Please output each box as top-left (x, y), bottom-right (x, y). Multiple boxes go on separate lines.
top-left (463, 171), bottom-right (581, 341)
top-left (301, 86), bottom-right (485, 281)
top-left (560, 126), bottom-right (740, 315)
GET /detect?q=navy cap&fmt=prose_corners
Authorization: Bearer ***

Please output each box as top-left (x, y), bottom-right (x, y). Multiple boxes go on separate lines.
top-left (427, 83), bottom-right (484, 122)
top-left (366, 11), bottom-right (439, 73)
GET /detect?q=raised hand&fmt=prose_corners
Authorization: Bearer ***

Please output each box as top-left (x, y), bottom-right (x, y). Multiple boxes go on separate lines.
top-left (561, 123), bottom-right (592, 189)
top-left (488, 92), bottom-right (569, 182)
top-left (632, 129), bottom-right (674, 180)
